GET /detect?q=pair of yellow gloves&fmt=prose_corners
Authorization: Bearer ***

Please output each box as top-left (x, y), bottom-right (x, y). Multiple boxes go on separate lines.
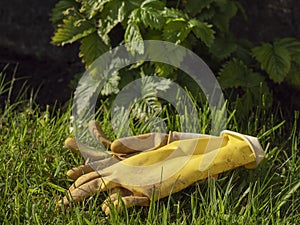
top-left (58, 120), bottom-right (265, 215)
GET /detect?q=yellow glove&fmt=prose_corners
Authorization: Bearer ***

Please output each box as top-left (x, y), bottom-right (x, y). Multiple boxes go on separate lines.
top-left (59, 129), bottom-right (265, 216)
top-left (63, 120), bottom-right (169, 180)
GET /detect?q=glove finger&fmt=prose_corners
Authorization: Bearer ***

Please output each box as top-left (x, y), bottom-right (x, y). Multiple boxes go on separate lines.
top-left (64, 137), bottom-right (80, 155)
top-left (101, 188), bottom-right (132, 215)
top-left (88, 156), bottom-right (120, 171)
top-left (111, 133), bottom-right (168, 154)
top-left (88, 120), bottom-right (111, 148)
top-left (65, 137), bottom-right (110, 162)
top-left (69, 171), bottom-right (101, 192)
top-left (59, 177), bottom-right (106, 208)
top-left (66, 164), bottom-right (94, 180)
top-left (169, 131), bottom-right (211, 142)
top-left (102, 191), bottom-right (150, 216)
top-left (67, 155), bottom-right (121, 180)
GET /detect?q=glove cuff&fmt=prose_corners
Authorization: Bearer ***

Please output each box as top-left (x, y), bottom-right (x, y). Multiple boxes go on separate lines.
top-left (221, 130), bottom-right (265, 169)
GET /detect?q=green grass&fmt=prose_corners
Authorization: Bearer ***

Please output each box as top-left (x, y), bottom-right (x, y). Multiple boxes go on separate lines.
top-left (0, 71), bottom-right (299, 224)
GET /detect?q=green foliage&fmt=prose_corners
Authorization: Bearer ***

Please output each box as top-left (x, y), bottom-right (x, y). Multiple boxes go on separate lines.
top-left (189, 19), bottom-right (215, 47)
top-left (219, 59), bottom-right (265, 89)
top-left (52, 15), bottom-right (96, 46)
top-left (252, 38), bottom-right (300, 86)
top-left (51, 0), bottom-right (300, 117)
top-left (218, 59), bottom-right (272, 116)
top-left (79, 32), bottom-right (109, 66)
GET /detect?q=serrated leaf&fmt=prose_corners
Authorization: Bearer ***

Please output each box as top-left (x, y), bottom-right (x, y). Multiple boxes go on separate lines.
top-left (101, 71), bottom-right (120, 95)
top-left (285, 62), bottom-right (300, 88)
top-left (99, 0), bottom-right (126, 35)
top-left (79, 32), bottom-right (109, 67)
top-left (163, 18), bottom-right (191, 44)
top-left (163, 8), bottom-right (187, 19)
top-left (252, 42), bottom-right (291, 83)
top-left (139, 1), bottom-right (165, 29)
top-left (80, 0), bottom-right (110, 19)
top-left (196, 6), bottom-right (215, 21)
top-left (189, 19), bottom-right (215, 47)
top-left (233, 39), bottom-right (254, 64)
top-left (220, 59), bottom-right (272, 116)
top-left (218, 59), bottom-right (264, 88)
top-left (213, 0), bottom-right (238, 32)
top-left (276, 37), bottom-right (300, 56)
top-left (146, 41), bottom-right (186, 75)
top-left (51, 0), bottom-right (78, 25)
top-left (113, 75), bottom-right (170, 123)
top-left (52, 16), bottom-right (96, 45)
top-left (184, 0), bottom-right (213, 16)
top-left (125, 22), bottom-right (144, 55)
top-left (210, 37), bottom-right (237, 60)
top-left (154, 62), bottom-right (175, 77)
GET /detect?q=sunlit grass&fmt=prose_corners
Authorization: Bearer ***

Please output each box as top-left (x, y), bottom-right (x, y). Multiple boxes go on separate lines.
top-left (0, 68), bottom-right (299, 224)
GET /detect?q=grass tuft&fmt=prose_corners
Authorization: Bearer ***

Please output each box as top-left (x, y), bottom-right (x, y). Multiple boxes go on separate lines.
top-left (0, 68), bottom-right (299, 224)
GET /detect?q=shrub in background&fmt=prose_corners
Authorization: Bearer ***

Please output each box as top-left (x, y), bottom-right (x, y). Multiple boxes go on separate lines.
top-left (51, 0), bottom-right (300, 117)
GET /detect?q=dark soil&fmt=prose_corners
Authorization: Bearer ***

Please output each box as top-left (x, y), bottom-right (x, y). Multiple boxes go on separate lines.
top-left (0, 0), bottom-right (84, 109)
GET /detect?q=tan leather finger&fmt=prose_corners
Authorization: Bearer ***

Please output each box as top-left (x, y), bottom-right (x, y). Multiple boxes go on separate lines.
top-left (61, 178), bottom-right (105, 207)
top-left (121, 196), bottom-right (150, 207)
top-left (101, 188), bottom-right (133, 215)
top-left (88, 120), bottom-right (112, 148)
top-left (80, 149), bottom-right (110, 163)
top-left (69, 171), bottom-right (101, 192)
top-left (88, 157), bottom-right (121, 171)
top-left (102, 194), bottom-right (150, 216)
top-left (64, 138), bottom-right (79, 154)
top-left (102, 193), bottom-right (120, 216)
top-left (66, 164), bottom-right (94, 180)
top-left (65, 137), bottom-right (110, 163)
top-left (111, 133), bottom-right (168, 154)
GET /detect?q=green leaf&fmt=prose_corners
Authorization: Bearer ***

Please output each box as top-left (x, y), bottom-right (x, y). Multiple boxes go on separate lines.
top-left (210, 36), bottom-right (237, 60)
top-left (195, 6), bottom-right (215, 21)
top-left (139, 1), bottom-right (165, 29)
top-left (276, 37), bottom-right (300, 56)
top-left (154, 62), bottom-right (175, 77)
top-left (163, 18), bottom-right (191, 44)
top-left (189, 19), bottom-right (215, 47)
top-left (80, 0), bottom-right (110, 19)
top-left (163, 8), bottom-right (187, 19)
top-left (252, 42), bottom-right (291, 83)
top-left (184, 0), bottom-right (214, 16)
top-left (213, 0), bottom-right (238, 32)
top-left (125, 22), bottom-right (144, 55)
top-left (99, 0), bottom-right (126, 35)
top-left (79, 32), bottom-right (109, 67)
top-left (218, 59), bottom-right (264, 88)
top-left (285, 61), bottom-right (300, 88)
top-left (52, 16), bottom-right (96, 45)
top-left (219, 59), bottom-right (272, 115)
top-left (51, 0), bottom-right (78, 25)
top-left (233, 39), bottom-right (254, 64)
top-left (101, 71), bottom-right (120, 95)
top-left (145, 41), bottom-right (186, 77)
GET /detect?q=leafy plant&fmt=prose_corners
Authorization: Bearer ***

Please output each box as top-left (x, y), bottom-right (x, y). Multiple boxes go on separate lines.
top-left (252, 37), bottom-right (300, 86)
top-left (51, 0), bottom-right (300, 117)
